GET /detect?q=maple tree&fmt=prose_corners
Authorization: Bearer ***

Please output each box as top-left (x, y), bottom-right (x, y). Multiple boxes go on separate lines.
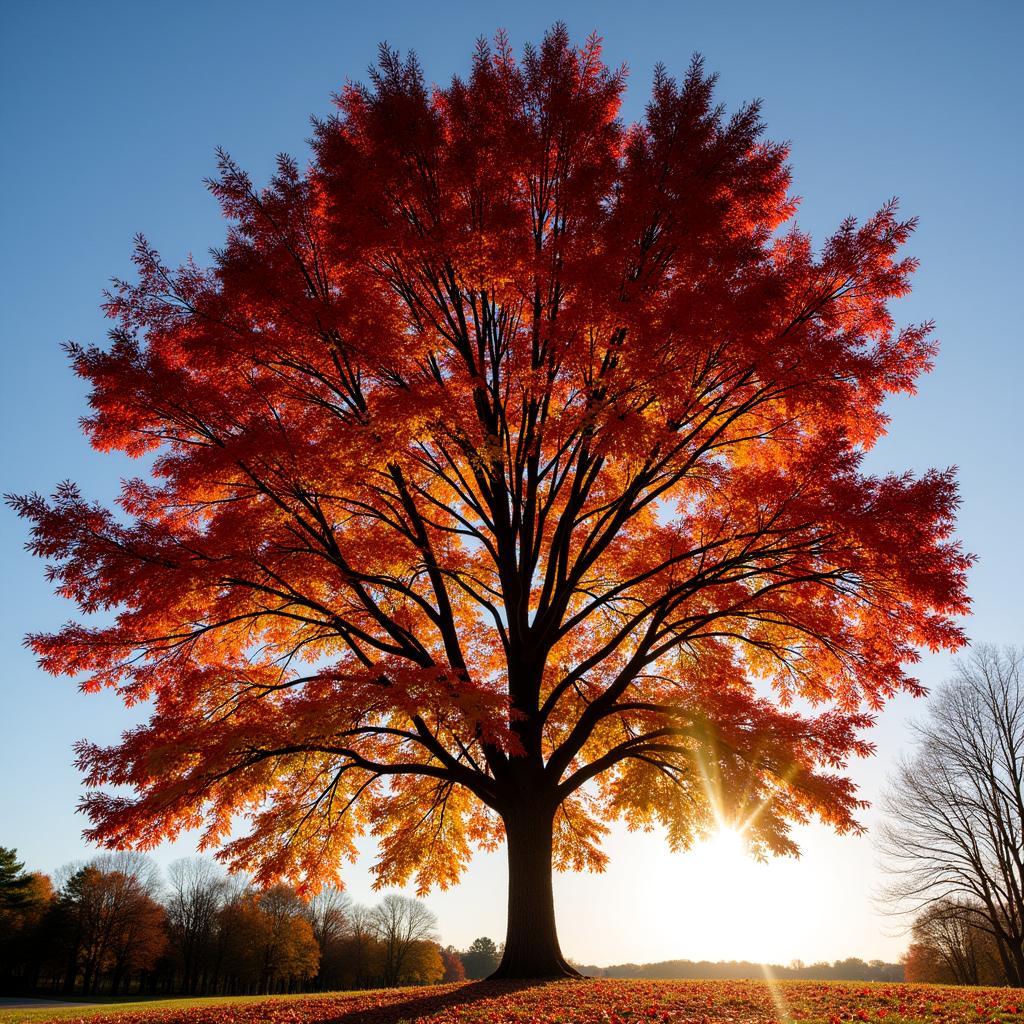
top-left (11, 26), bottom-right (970, 978)
top-left (54, 856), bottom-right (167, 994)
top-left (440, 945), bottom-right (467, 983)
top-left (230, 885), bottom-right (321, 992)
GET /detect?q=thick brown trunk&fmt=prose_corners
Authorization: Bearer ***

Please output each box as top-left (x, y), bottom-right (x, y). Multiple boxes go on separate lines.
top-left (490, 802), bottom-right (581, 979)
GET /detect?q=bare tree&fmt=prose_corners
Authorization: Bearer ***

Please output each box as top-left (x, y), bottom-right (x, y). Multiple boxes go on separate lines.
top-left (93, 852), bottom-right (162, 895)
top-left (165, 858), bottom-right (228, 993)
top-left (333, 902), bottom-right (385, 987)
top-left (302, 888), bottom-right (351, 989)
top-left (880, 645), bottom-right (1024, 985)
top-left (371, 894), bottom-right (438, 987)
top-left (910, 900), bottom-right (1001, 985)
top-left (303, 888), bottom-right (350, 950)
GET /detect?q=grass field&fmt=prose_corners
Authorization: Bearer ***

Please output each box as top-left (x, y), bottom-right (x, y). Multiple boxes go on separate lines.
top-left (0, 990), bottom-right (371, 1024)
top-left (4, 979), bottom-right (1023, 1024)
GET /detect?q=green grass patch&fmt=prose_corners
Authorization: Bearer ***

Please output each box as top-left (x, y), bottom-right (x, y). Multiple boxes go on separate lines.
top-left (0, 990), bottom-right (364, 1024)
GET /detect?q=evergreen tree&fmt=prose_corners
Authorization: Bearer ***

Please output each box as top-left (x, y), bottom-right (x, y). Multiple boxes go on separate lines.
top-left (462, 936), bottom-right (501, 979)
top-left (0, 847), bottom-right (33, 910)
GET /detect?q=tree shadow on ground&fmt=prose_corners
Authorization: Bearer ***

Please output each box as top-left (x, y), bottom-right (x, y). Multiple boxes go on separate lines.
top-left (323, 980), bottom-right (558, 1024)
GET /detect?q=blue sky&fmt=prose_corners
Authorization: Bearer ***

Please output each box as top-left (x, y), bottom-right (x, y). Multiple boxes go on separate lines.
top-left (1, 0), bottom-right (1021, 966)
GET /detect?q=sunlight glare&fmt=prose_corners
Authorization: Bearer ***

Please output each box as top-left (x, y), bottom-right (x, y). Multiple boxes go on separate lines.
top-left (663, 824), bottom-right (793, 964)
top-left (703, 825), bottom-right (748, 862)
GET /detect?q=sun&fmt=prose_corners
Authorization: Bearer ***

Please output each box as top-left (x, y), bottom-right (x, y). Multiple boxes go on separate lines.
top-left (662, 824), bottom-right (792, 961)
top-left (701, 825), bottom-right (748, 862)
top-left (688, 824), bottom-right (758, 904)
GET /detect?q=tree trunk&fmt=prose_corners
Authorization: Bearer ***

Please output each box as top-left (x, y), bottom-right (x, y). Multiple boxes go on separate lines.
top-left (490, 802), bottom-right (580, 979)
top-left (61, 955), bottom-right (78, 996)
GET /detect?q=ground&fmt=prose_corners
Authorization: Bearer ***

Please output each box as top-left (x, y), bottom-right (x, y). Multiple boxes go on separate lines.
top-left (2, 980), bottom-right (1022, 1024)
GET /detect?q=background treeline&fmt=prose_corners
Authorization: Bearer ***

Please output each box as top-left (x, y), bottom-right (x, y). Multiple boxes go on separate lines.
top-left (0, 848), bottom-right (490, 996)
top-left (574, 959), bottom-right (902, 981)
top-left (12, 844), bottom-right (972, 992)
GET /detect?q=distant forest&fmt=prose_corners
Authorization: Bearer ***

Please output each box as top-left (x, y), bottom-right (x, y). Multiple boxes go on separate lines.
top-left (0, 848), bottom-right (481, 996)
top-left (576, 959), bottom-right (904, 982)
top-left (1, 844), bottom-right (906, 993)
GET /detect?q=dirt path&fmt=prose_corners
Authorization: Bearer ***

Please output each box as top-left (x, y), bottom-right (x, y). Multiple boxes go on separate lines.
top-left (0, 998), bottom-right (91, 1010)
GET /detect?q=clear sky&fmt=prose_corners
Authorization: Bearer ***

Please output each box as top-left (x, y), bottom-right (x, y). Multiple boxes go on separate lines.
top-left (1, 0), bottom-right (1022, 969)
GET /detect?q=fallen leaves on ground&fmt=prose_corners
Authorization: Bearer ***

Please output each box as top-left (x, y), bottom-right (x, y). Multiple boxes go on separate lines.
top-left (37, 979), bottom-right (1024, 1024)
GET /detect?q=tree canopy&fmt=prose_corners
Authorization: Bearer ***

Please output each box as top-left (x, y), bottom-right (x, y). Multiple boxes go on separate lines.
top-left (11, 25), bottom-right (970, 976)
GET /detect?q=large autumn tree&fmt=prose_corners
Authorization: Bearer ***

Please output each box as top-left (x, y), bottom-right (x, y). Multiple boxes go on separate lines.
top-left (11, 27), bottom-right (970, 978)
